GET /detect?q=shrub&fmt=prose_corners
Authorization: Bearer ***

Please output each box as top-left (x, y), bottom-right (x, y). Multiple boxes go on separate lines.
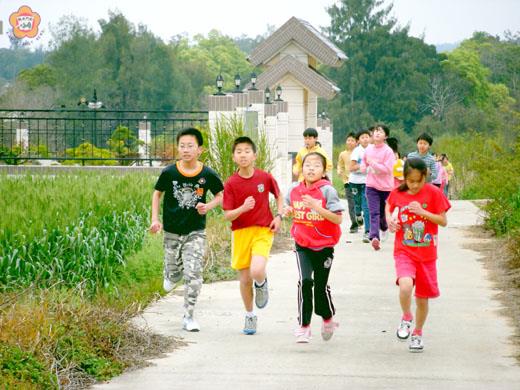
top-left (204, 114), bottom-right (273, 181)
top-left (62, 142), bottom-right (117, 166)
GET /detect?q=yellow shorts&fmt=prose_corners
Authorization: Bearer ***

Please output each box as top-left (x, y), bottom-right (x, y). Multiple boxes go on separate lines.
top-left (231, 226), bottom-right (274, 270)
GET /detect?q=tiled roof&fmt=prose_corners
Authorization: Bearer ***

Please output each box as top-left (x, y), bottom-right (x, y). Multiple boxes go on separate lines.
top-left (248, 17), bottom-right (347, 67)
top-left (251, 55), bottom-right (340, 100)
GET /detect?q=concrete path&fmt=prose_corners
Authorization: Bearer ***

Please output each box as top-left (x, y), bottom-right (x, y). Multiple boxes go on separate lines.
top-left (94, 201), bottom-right (520, 389)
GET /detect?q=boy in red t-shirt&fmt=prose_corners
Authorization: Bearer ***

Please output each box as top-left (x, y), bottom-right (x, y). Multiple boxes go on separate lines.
top-left (385, 157), bottom-right (451, 353)
top-left (223, 136), bottom-right (284, 335)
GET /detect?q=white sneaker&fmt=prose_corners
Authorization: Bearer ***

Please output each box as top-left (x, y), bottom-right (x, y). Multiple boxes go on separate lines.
top-left (163, 278), bottom-right (175, 292)
top-left (183, 316), bottom-right (200, 332)
top-left (396, 319), bottom-right (412, 340)
top-left (381, 229), bottom-right (389, 242)
top-left (321, 318), bottom-right (339, 341)
top-left (409, 334), bottom-right (424, 352)
top-left (254, 278), bottom-right (269, 309)
top-left (295, 325), bottom-right (311, 343)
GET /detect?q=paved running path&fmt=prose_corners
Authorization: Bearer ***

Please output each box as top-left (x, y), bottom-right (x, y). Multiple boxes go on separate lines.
top-left (94, 201), bottom-right (520, 389)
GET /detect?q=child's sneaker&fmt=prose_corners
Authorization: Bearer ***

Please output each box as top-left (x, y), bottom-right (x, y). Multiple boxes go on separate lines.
top-left (357, 215), bottom-right (364, 226)
top-left (254, 278), bottom-right (269, 309)
top-left (396, 319), bottom-right (412, 340)
top-left (409, 334), bottom-right (424, 352)
top-left (243, 314), bottom-right (257, 335)
top-left (163, 278), bottom-right (175, 293)
top-left (349, 224), bottom-right (359, 234)
top-left (182, 315), bottom-right (200, 332)
top-left (371, 237), bottom-right (381, 251)
top-left (294, 325), bottom-right (311, 343)
top-left (362, 232), bottom-right (370, 243)
top-left (321, 318), bottom-right (339, 341)
top-left (381, 229), bottom-right (389, 242)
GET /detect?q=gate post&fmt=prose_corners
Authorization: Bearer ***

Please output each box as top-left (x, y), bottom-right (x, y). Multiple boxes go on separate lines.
top-left (16, 120), bottom-right (29, 152)
top-left (138, 119), bottom-right (151, 165)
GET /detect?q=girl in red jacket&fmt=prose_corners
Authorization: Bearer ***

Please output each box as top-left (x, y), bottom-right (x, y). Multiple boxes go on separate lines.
top-left (284, 152), bottom-right (344, 343)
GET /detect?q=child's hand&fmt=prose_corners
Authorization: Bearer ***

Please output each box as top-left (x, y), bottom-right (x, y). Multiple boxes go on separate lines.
top-left (269, 215), bottom-right (281, 233)
top-left (408, 201), bottom-right (425, 216)
top-left (195, 202), bottom-right (209, 215)
top-left (242, 196), bottom-right (255, 212)
top-left (283, 205), bottom-right (294, 217)
top-left (149, 220), bottom-right (163, 234)
top-left (302, 194), bottom-right (321, 210)
top-left (388, 217), bottom-right (400, 233)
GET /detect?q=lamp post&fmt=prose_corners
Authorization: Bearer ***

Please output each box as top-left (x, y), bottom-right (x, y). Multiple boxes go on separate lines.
top-left (249, 72), bottom-right (258, 90)
top-left (234, 73), bottom-right (242, 93)
top-left (264, 87), bottom-right (271, 104)
top-left (78, 89), bottom-right (104, 150)
top-left (214, 74), bottom-right (225, 95)
top-left (274, 85), bottom-right (283, 101)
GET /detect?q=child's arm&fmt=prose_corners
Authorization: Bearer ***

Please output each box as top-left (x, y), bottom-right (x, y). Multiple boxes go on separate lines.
top-left (268, 193), bottom-right (285, 233)
top-left (292, 151), bottom-right (303, 176)
top-left (408, 201), bottom-right (447, 227)
top-left (385, 203), bottom-right (400, 232)
top-left (195, 191), bottom-right (223, 215)
top-left (224, 196), bottom-right (255, 221)
top-left (302, 194), bottom-right (342, 224)
top-left (150, 190), bottom-right (164, 233)
top-left (337, 152), bottom-right (344, 175)
top-left (326, 156), bottom-right (333, 173)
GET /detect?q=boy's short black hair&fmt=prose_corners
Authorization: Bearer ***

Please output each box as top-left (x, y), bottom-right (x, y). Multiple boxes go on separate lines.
top-left (303, 128), bottom-right (318, 138)
top-left (177, 127), bottom-right (203, 146)
top-left (346, 132), bottom-right (356, 140)
top-left (416, 132), bottom-right (433, 146)
top-left (232, 136), bottom-right (257, 153)
top-left (355, 129), bottom-right (371, 141)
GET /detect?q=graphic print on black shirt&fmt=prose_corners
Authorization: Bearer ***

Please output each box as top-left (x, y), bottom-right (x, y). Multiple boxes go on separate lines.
top-left (155, 163), bottom-right (223, 235)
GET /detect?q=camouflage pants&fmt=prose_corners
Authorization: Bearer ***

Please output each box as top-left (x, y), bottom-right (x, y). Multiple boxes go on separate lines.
top-left (164, 230), bottom-right (206, 317)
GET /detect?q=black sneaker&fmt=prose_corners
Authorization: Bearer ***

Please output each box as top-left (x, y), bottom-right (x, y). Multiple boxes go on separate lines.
top-left (349, 224), bottom-right (359, 234)
top-left (356, 216), bottom-right (364, 226)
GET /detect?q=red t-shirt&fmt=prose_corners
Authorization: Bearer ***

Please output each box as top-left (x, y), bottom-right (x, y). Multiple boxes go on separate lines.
top-left (386, 183), bottom-right (451, 262)
top-left (223, 169), bottom-right (281, 231)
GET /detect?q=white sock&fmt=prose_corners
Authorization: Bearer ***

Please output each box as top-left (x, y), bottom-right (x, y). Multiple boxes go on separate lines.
top-left (246, 311), bottom-right (255, 317)
top-left (255, 278), bottom-right (266, 287)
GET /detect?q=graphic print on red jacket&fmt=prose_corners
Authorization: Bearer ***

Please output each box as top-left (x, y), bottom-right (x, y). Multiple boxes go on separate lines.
top-left (287, 179), bottom-right (344, 250)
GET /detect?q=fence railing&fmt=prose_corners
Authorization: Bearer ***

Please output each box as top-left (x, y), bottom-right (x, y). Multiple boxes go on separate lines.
top-left (0, 109), bottom-right (208, 165)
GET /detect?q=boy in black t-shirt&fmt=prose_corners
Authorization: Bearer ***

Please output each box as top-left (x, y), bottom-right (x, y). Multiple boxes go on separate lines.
top-left (150, 128), bottom-right (224, 332)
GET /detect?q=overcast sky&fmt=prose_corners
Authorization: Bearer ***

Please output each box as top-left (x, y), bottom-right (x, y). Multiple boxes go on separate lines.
top-left (1, 0), bottom-right (519, 49)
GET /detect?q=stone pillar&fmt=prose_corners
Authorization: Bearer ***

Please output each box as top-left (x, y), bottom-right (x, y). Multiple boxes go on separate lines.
top-left (317, 117), bottom-right (333, 178)
top-left (138, 120), bottom-right (151, 159)
top-left (16, 121), bottom-right (29, 151)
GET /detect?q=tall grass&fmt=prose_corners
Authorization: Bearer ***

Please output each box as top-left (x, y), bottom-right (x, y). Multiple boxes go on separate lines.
top-left (204, 115), bottom-right (273, 181)
top-left (0, 172), bottom-right (155, 292)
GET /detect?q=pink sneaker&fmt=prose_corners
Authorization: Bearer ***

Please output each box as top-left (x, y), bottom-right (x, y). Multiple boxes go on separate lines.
top-left (321, 318), bottom-right (339, 341)
top-left (294, 325), bottom-right (311, 343)
top-left (371, 237), bottom-right (381, 251)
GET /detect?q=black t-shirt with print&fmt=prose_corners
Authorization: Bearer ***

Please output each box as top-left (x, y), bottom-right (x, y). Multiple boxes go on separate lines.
top-left (154, 162), bottom-right (224, 235)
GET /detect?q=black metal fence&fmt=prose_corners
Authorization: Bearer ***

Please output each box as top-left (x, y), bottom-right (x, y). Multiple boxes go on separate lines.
top-left (0, 109), bottom-right (208, 165)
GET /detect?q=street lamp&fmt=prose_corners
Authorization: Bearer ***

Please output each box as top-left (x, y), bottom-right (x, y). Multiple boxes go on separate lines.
top-left (77, 89), bottom-right (104, 109)
top-left (264, 87), bottom-right (271, 104)
top-left (234, 73), bottom-right (242, 93)
top-left (88, 89), bottom-right (103, 109)
top-left (214, 74), bottom-right (225, 95)
top-left (274, 85), bottom-right (283, 101)
top-left (249, 72), bottom-right (258, 90)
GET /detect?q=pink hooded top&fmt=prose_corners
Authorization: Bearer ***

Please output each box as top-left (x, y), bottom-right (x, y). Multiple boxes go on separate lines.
top-left (361, 143), bottom-right (396, 191)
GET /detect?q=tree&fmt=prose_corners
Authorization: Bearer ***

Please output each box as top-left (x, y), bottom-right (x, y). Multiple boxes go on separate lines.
top-left (324, 0), bottom-right (441, 140)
